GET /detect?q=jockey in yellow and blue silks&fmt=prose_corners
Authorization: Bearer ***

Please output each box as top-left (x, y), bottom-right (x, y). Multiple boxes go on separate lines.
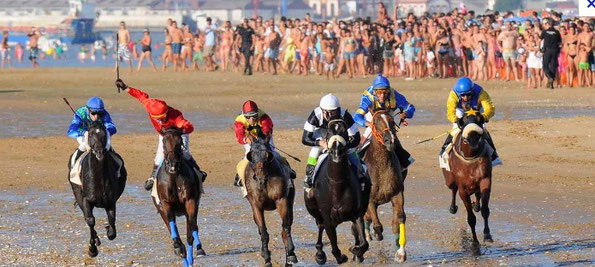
top-left (354, 74), bottom-right (416, 171)
top-left (441, 77), bottom-right (501, 165)
top-left (67, 97), bottom-right (117, 161)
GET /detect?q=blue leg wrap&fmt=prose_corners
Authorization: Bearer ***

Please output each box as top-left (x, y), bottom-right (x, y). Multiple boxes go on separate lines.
top-left (192, 230), bottom-right (201, 247)
top-left (186, 243), bottom-right (194, 266)
top-left (169, 221), bottom-right (179, 239)
top-left (183, 258), bottom-right (189, 267)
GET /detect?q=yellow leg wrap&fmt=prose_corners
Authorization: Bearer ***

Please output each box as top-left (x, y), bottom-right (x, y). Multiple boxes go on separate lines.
top-left (399, 223), bottom-right (406, 247)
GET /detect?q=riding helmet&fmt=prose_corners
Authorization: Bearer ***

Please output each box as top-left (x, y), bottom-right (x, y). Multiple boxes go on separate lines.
top-left (372, 73), bottom-right (390, 90)
top-left (453, 77), bottom-right (474, 95)
top-left (148, 99), bottom-right (169, 119)
top-left (86, 97), bottom-right (105, 112)
top-left (319, 94), bottom-right (340, 110)
top-left (242, 100), bottom-right (259, 116)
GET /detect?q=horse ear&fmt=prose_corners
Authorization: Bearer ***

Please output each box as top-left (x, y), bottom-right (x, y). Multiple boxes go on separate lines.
top-left (246, 151), bottom-right (253, 162)
top-left (457, 117), bottom-right (465, 129)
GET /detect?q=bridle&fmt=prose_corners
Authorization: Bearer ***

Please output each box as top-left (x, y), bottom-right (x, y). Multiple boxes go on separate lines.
top-left (371, 109), bottom-right (397, 146)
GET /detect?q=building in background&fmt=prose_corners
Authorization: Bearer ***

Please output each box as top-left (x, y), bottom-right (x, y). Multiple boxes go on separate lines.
top-left (308, 0), bottom-right (340, 19)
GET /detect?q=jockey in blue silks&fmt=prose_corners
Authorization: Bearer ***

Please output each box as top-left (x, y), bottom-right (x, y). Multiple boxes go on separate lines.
top-left (354, 74), bottom-right (416, 172)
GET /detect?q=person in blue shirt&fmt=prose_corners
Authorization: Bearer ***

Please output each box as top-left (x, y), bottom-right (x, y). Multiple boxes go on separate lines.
top-left (354, 74), bottom-right (415, 171)
top-left (67, 97), bottom-right (117, 162)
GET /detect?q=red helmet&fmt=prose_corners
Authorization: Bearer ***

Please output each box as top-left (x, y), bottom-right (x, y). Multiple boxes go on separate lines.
top-left (242, 100), bottom-right (258, 116)
top-left (148, 99), bottom-right (169, 119)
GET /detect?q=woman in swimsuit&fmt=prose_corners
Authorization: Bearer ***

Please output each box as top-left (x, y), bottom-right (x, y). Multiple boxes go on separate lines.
top-left (564, 25), bottom-right (579, 87)
top-left (162, 28), bottom-right (173, 71)
top-left (435, 28), bottom-right (450, 79)
top-left (354, 28), bottom-right (366, 78)
top-left (181, 25), bottom-right (194, 71)
top-left (526, 34), bottom-right (543, 89)
top-left (137, 29), bottom-right (157, 72)
top-left (220, 21), bottom-right (233, 71)
top-left (343, 29), bottom-right (356, 78)
top-left (487, 28), bottom-right (497, 79)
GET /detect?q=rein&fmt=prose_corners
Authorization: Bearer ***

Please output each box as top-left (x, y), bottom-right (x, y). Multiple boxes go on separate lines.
top-left (453, 133), bottom-right (487, 163)
top-left (371, 110), bottom-right (393, 146)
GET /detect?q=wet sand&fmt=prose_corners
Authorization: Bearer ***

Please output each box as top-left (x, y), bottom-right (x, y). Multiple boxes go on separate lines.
top-left (0, 69), bottom-right (594, 266)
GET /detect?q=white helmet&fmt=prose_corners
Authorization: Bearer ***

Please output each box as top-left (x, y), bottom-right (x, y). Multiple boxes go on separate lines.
top-left (319, 94), bottom-right (340, 110)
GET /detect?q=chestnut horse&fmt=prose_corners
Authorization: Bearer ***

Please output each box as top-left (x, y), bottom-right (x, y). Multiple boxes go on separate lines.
top-left (153, 127), bottom-right (206, 266)
top-left (362, 109), bottom-right (408, 262)
top-left (304, 119), bottom-right (371, 264)
top-left (442, 109), bottom-right (493, 254)
top-left (244, 137), bottom-right (298, 267)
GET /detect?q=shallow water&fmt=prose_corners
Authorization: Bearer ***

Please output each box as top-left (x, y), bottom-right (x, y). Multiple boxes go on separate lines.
top-left (0, 182), bottom-right (592, 266)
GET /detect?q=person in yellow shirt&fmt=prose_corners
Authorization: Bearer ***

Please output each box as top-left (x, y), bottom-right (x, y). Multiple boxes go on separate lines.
top-left (441, 77), bottom-right (501, 166)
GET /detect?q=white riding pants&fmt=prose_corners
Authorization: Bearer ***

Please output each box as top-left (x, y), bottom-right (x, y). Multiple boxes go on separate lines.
top-left (154, 134), bottom-right (191, 166)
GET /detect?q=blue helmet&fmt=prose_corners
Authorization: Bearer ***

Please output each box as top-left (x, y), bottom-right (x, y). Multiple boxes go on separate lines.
top-left (86, 97), bottom-right (105, 112)
top-left (453, 77), bottom-right (474, 95)
top-left (372, 73), bottom-right (390, 90)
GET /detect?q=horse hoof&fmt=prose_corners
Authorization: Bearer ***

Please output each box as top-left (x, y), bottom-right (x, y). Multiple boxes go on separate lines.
top-left (364, 229), bottom-right (373, 242)
top-left (106, 226), bottom-right (116, 240)
top-left (94, 237), bottom-right (101, 246)
top-left (287, 255), bottom-right (298, 264)
top-left (449, 205), bottom-right (458, 214)
top-left (394, 251), bottom-right (406, 263)
top-left (196, 247), bottom-right (206, 257)
top-left (472, 202), bottom-right (480, 212)
top-left (173, 239), bottom-right (186, 258)
top-left (356, 255), bottom-right (364, 263)
top-left (88, 245), bottom-right (98, 257)
top-left (315, 251), bottom-right (327, 265)
top-left (484, 233), bottom-right (493, 243)
top-left (373, 232), bottom-right (383, 241)
top-left (337, 254), bottom-right (348, 264)
top-left (264, 262), bottom-right (273, 267)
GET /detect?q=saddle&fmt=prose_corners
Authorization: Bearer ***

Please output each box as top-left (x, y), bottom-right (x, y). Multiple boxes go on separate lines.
top-left (310, 153), bottom-right (366, 191)
top-left (152, 160), bottom-right (204, 205)
top-left (69, 149), bottom-right (125, 187)
top-left (236, 155), bottom-right (294, 197)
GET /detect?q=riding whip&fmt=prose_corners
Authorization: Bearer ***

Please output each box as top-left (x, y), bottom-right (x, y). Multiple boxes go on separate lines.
top-left (270, 145), bottom-right (302, 162)
top-left (116, 33), bottom-right (120, 93)
top-left (416, 131), bottom-right (449, 144)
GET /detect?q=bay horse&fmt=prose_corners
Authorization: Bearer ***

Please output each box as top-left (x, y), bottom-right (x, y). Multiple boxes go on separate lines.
top-left (244, 136), bottom-right (298, 267)
top-left (442, 108), bottom-right (493, 254)
top-left (68, 120), bottom-right (127, 257)
top-left (304, 119), bottom-right (371, 265)
top-left (362, 109), bottom-right (408, 262)
top-left (153, 127), bottom-right (206, 266)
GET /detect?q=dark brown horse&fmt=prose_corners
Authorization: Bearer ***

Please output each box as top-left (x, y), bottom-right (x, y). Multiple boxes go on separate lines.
top-left (304, 119), bottom-right (371, 265)
top-left (68, 121), bottom-right (126, 257)
top-left (442, 109), bottom-right (493, 254)
top-left (153, 127), bottom-right (205, 266)
top-left (244, 137), bottom-right (298, 267)
top-left (362, 109), bottom-right (408, 262)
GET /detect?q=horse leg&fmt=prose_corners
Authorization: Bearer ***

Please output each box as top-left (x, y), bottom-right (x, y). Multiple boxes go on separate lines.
top-left (159, 203), bottom-right (186, 259)
top-left (184, 200), bottom-right (202, 266)
top-left (277, 199), bottom-right (298, 266)
top-left (473, 191), bottom-right (481, 212)
top-left (324, 225), bottom-right (348, 264)
top-left (251, 205), bottom-right (271, 267)
top-left (315, 220), bottom-right (327, 265)
top-left (391, 192), bottom-right (407, 263)
top-left (105, 204), bottom-right (117, 240)
top-left (82, 200), bottom-right (100, 257)
top-left (480, 179), bottom-right (493, 242)
top-left (460, 190), bottom-right (480, 254)
top-left (449, 186), bottom-right (458, 214)
top-left (349, 217), bottom-right (369, 263)
top-left (366, 202), bottom-right (383, 241)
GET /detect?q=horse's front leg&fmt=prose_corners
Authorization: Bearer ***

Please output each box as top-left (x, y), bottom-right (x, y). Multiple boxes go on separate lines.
top-left (460, 191), bottom-right (480, 254)
top-left (82, 200), bottom-right (100, 257)
top-left (276, 198), bottom-right (298, 265)
top-left (105, 204), bottom-right (117, 240)
top-left (324, 224), bottom-right (348, 264)
top-left (480, 179), bottom-right (493, 242)
top-left (350, 217), bottom-right (369, 263)
top-left (449, 185), bottom-right (459, 214)
top-left (364, 202), bottom-right (383, 241)
top-left (159, 203), bottom-right (186, 260)
top-left (315, 219), bottom-right (326, 265)
top-left (185, 200), bottom-right (205, 267)
top-left (251, 204), bottom-right (271, 267)
top-left (391, 191), bottom-right (407, 263)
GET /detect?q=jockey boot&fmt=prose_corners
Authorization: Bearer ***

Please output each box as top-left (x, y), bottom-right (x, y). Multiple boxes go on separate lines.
top-left (234, 173), bottom-right (243, 187)
top-left (484, 132), bottom-right (502, 165)
top-left (303, 164), bottom-right (315, 189)
top-left (394, 139), bottom-right (414, 171)
top-left (188, 157), bottom-right (207, 183)
top-left (73, 149), bottom-right (85, 163)
top-left (440, 134), bottom-right (454, 155)
top-left (357, 137), bottom-right (369, 158)
top-left (144, 164), bottom-right (158, 191)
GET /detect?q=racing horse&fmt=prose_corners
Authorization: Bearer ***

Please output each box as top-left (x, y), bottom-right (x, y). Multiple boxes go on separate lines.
top-left (304, 119), bottom-right (371, 265)
top-left (244, 136), bottom-right (298, 267)
top-left (442, 108), bottom-right (493, 254)
top-left (68, 120), bottom-right (127, 257)
top-left (152, 127), bottom-right (206, 266)
top-left (362, 109), bottom-right (408, 262)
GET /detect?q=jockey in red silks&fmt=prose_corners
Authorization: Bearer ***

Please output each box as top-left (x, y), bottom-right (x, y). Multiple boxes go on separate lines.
top-left (115, 79), bottom-right (206, 191)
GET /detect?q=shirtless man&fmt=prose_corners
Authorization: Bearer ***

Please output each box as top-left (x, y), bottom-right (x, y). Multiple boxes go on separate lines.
top-left (181, 24), bottom-right (194, 71)
top-left (461, 25), bottom-right (474, 76)
top-left (265, 22), bottom-right (281, 75)
top-left (170, 21), bottom-right (184, 71)
top-left (498, 22), bottom-right (520, 81)
top-left (27, 27), bottom-right (41, 68)
top-left (578, 23), bottom-right (593, 85)
top-left (298, 29), bottom-right (312, 76)
top-left (116, 21), bottom-right (133, 72)
top-left (471, 25), bottom-right (488, 80)
top-left (1, 31), bottom-right (11, 69)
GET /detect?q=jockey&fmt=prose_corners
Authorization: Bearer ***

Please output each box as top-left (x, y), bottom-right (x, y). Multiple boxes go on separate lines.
top-left (115, 79), bottom-right (206, 191)
top-left (233, 100), bottom-right (295, 187)
top-left (353, 73), bottom-right (415, 172)
top-left (440, 77), bottom-right (501, 165)
top-left (302, 94), bottom-right (366, 189)
top-left (67, 96), bottom-right (116, 161)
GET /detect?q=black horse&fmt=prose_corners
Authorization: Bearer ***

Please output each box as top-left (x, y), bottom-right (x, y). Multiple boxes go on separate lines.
top-left (153, 127), bottom-right (205, 266)
top-left (68, 121), bottom-right (127, 257)
top-left (304, 119), bottom-right (371, 265)
top-left (244, 137), bottom-right (297, 267)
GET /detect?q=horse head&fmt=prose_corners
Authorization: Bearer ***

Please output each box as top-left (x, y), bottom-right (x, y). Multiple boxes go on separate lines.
top-left (457, 108), bottom-right (486, 155)
top-left (162, 127), bottom-right (184, 174)
top-left (371, 109), bottom-right (397, 151)
top-left (246, 137), bottom-right (274, 187)
top-left (88, 121), bottom-right (107, 161)
top-left (326, 119), bottom-right (348, 163)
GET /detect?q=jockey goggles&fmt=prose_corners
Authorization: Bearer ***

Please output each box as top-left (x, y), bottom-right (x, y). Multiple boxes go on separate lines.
top-left (244, 113), bottom-right (258, 119)
top-left (90, 111), bottom-right (103, 116)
